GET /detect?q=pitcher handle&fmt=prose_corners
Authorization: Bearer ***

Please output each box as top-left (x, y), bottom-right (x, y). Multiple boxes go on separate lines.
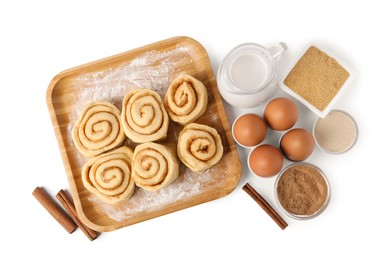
top-left (269, 42), bottom-right (288, 62)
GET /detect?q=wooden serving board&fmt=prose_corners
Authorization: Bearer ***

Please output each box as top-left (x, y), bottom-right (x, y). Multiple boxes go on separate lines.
top-left (46, 36), bottom-right (242, 232)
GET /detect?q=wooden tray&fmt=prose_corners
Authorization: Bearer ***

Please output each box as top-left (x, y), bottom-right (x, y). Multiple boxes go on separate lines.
top-left (46, 36), bottom-right (242, 232)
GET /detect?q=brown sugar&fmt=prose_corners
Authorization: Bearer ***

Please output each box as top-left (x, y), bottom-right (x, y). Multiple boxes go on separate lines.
top-left (277, 164), bottom-right (328, 216)
top-left (283, 46), bottom-right (350, 111)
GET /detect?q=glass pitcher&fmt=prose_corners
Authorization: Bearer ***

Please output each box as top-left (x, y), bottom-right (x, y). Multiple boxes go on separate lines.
top-left (217, 42), bottom-right (288, 108)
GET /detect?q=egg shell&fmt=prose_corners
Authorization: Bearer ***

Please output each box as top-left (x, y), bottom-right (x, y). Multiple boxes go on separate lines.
top-left (264, 97), bottom-right (298, 131)
top-left (280, 128), bottom-right (315, 161)
top-left (233, 114), bottom-right (267, 147)
top-left (248, 144), bottom-right (283, 177)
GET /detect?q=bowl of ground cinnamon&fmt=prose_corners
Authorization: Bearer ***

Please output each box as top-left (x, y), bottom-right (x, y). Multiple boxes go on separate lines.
top-left (280, 45), bottom-right (356, 118)
top-left (275, 162), bottom-right (331, 220)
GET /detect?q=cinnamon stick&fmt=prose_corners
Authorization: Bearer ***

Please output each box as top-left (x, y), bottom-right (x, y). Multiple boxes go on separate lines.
top-left (32, 187), bottom-right (77, 234)
top-left (56, 189), bottom-right (99, 241)
top-left (242, 183), bottom-right (288, 230)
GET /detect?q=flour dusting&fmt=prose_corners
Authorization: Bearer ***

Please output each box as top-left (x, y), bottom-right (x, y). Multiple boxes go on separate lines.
top-left (68, 45), bottom-right (191, 124)
top-left (66, 44), bottom-right (227, 222)
top-left (90, 167), bottom-right (223, 221)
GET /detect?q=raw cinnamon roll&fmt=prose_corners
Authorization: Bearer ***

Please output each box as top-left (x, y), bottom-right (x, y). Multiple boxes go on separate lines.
top-left (177, 123), bottom-right (223, 173)
top-left (81, 146), bottom-right (135, 205)
top-left (122, 89), bottom-right (169, 143)
top-left (164, 75), bottom-right (208, 125)
top-left (72, 101), bottom-right (125, 157)
top-left (132, 142), bottom-right (179, 191)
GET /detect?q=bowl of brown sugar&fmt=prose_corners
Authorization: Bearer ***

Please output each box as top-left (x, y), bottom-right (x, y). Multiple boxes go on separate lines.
top-left (279, 44), bottom-right (356, 118)
top-left (275, 162), bottom-right (331, 220)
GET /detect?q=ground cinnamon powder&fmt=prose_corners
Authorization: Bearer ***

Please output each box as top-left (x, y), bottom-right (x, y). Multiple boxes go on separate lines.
top-left (277, 164), bottom-right (328, 216)
top-left (284, 46), bottom-right (350, 111)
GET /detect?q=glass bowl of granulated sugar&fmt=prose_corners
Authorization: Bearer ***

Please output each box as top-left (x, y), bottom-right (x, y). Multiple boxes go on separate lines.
top-left (313, 110), bottom-right (358, 154)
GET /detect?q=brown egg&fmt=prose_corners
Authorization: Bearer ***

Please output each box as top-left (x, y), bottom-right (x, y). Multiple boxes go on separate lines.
top-left (264, 97), bottom-right (298, 131)
top-left (280, 128), bottom-right (315, 161)
top-left (248, 144), bottom-right (283, 177)
top-left (233, 114), bottom-right (267, 147)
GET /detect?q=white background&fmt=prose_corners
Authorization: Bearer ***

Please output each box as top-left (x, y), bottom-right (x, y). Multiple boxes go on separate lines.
top-left (1, 1), bottom-right (389, 259)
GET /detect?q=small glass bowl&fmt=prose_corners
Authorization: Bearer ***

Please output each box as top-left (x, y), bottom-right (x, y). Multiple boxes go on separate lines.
top-left (274, 162), bottom-right (331, 220)
top-left (313, 109), bottom-right (359, 155)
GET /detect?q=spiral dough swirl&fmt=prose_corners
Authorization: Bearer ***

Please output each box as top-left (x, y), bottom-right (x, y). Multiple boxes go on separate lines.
top-left (132, 142), bottom-right (179, 191)
top-left (177, 123), bottom-right (224, 173)
top-left (82, 147), bottom-right (135, 205)
top-left (72, 101), bottom-right (125, 157)
top-left (164, 75), bottom-right (208, 125)
top-left (121, 89), bottom-right (169, 143)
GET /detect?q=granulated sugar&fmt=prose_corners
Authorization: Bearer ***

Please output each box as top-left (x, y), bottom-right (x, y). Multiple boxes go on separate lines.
top-left (314, 110), bottom-right (358, 153)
